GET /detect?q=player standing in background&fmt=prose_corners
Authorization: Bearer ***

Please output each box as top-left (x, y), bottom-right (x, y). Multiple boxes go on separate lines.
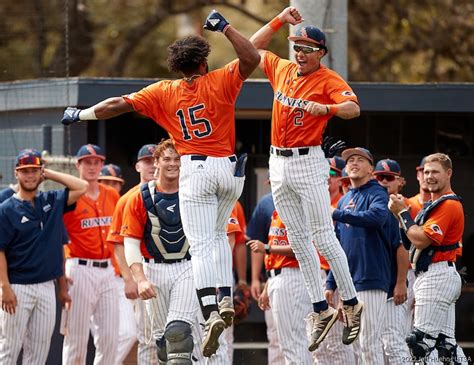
top-left (250, 6), bottom-right (363, 350)
top-left (122, 140), bottom-right (226, 364)
top-left (248, 210), bottom-right (314, 365)
top-left (407, 157), bottom-right (429, 218)
top-left (99, 163), bottom-right (125, 194)
top-left (106, 144), bottom-right (157, 364)
top-left (373, 159), bottom-right (411, 364)
top-left (62, 144), bottom-right (120, 365)
top-left (327, 147), bottom-right (392, 364)
top-left (389, 153), bottom-right (468, 364)
top-left (61, 10), bottom-right (260, 356)
top-left (314, 156), bottom-right (356, 364)
top-left (0, 149), bottom-right (87, 364)
top-left (246, 187), bottom-right (286, 365)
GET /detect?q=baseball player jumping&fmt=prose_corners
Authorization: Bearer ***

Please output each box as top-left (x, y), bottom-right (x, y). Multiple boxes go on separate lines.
top-left (250, 6), bottom-right (363, 350)
top-left (61, 10), bottom-right (260, 356)
top-left (0, 149), bottom-right (87, 364)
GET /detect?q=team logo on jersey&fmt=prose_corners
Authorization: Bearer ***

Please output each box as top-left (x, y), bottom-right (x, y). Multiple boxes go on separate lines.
top-left (229, 217), bottom-right (238, 225)
top-left (341, 91), bottom-right (355, 96)
top-left (43, 204), bottom-right (51, 212)
top-left (430, 224), bottom-right (443, 235)
top-left (21, 216), bottom-right (30, 223)
top-left (80, 216), bottom-right (113, 229)
top-left (166, 204), bottom-right (176, 213)
top-left (269, 226), bottom-right (286, 237)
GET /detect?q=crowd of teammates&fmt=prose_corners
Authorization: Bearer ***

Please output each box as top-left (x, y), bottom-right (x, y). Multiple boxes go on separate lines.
top-left (0, 5), bottom-right (470, 365)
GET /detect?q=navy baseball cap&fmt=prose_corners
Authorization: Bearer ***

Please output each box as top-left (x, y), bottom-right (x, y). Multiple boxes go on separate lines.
top-left (99, 164), bottom-right (124, 183)
top-left (288, 26), bottom-right (328, 53)
top-left (341, 147), bottom-right (374, 165)
top-left (76, 144), bottom-right (105, 161)
top-left (137, 144), bottom-right (157, 161)
top-left (15, 149), bottom-right (44, 170)
top-left (416, 156), bottom-right (427, 171)
top-left (327, 156), bottom-right (345, 176)
top-left (374, 159), bottom-right (401, 176)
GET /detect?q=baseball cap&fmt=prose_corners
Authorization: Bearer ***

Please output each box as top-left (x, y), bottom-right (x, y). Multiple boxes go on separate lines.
top-left (416, 156), bottom-right (427, 171)
top-left (98, 164), bottom-right (125, 183)
top-left (137, 144), bottom-right (157, 161)
top-left (373, 159), bottom-right (401, 176)
top-left (341, 147), bottom-right (374, 165)
top-left (288, 26), bottom-right (328, 53)
top-left (15, 149), bottom-right (44, 170)
top-left (327, 156), bottom-right (345, 177)
top-left (76, 144), bottom-right (105, 161)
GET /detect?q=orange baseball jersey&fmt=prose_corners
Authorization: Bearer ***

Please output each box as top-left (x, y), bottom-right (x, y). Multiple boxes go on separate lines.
top-left (407, 194), bottom-right (424, 219)
top-left (227, 207), bottom-right (243, 237)
top-left (422, 192), bottom-right (464, 263)
top-left (107, 184), bottom-right (140, 245)
top-left (318, 193), bottom-right (344, 271)
top-left (106, 184), bottom-right (141, 276)
top-left (64, 184), bottom-right (120, 259)
top-left (120, 188), bottom-right (156, 259)
top-left (265, 211), bottom-right (299, 271)
top-left (233, 201), bottom-right (247, 245)
top-left (263, 51), bottom-right (359, 148)
top-left (123, 59), bottom-right (244, 157)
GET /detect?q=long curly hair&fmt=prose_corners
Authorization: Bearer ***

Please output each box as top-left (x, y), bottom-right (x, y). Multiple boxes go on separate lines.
top-left (167, 35), bottom-right (211, 74)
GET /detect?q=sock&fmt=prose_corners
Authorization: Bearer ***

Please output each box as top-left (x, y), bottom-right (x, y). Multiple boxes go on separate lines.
top-left (196, 287), bottom-right (218, 320)
top-left (342, 297), bottom-right (358, 306)
top-left (313, 300), bottom-right (329, 313)
top-left (217, 286), bottom-right (231, 302)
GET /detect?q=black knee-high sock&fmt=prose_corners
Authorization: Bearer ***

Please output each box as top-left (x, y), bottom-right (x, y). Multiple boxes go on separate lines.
top-left (196, 287), bottom-right (218, 320)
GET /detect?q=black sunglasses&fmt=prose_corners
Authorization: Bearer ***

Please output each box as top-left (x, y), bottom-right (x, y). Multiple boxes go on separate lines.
top-left (375, 174), bottom-right (396, 182)
top-left (293, 44), bottom-right (321, 54)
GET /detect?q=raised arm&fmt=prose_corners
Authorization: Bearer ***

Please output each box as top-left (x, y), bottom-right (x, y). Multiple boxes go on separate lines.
top-left (42, 168), bottom-right (88, 206)
top-left (61, 97), bottom-right (133, 126)
top-left (203, 10), bottom-right (260, 79)
top-left (250, 7), bottom-right (303, 69)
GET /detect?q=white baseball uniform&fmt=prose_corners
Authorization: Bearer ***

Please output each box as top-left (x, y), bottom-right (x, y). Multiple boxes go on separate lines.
top-left (269, 148), bottom-right (357, 303)
top-left (179, 155), bottom-right (244, 305)
top-left (0, 281), bottom-right (56, 365)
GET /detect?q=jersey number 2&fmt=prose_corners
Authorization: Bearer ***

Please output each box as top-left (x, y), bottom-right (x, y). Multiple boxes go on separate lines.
top-left (177, 104), bottom-right (212, 140)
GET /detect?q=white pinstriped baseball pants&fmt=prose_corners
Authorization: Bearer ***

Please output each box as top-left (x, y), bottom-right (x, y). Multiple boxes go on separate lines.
top-left (269, 146), bottom-right (357, 303)
top-left (313, 270), bottom-right (356, 365)
top-left (0, 281), bottom-right (56, 365)
top-left (63, 259), bottom-right (119, 365)
top-left (381, 298), bottom-right (411, 365)
top-left (265, 307), bottom-right (286, 365)
top-left (267, 267), bottom-right (314, 365)
top-left (135, 298), bottom-right (158, 364)
top-left (352, 290), bottom-right (387, 365)
top-left (179, 156), bottom-right (244, 302)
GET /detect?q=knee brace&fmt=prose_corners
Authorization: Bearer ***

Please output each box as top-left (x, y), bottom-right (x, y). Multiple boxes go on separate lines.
top-left (405, 329), bottom-right (434, 361)
top-left (156, 336), bottom-right (167, 364)
top-left (435, 334), bottom-right (460, 365)
top-left (164, 320), bottom-right (194, 364)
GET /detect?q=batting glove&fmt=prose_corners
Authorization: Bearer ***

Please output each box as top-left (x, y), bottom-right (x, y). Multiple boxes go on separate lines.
top-left (61, 107), bottom-right (82, 125)
top-left (203, 10), bottom-right (230, 33)
top-left (322, 136), bottom-right (346, 158)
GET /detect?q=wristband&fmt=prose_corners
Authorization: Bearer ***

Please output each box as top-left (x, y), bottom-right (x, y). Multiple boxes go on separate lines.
top-left (327, 105), bottom-right (339, 116)
top-left (269, 17), bottom-right (284, 32)
top-left (79, 107), bottom-right (98, 121)
top-left (222, 24), bottom-right (231, 35)
top-left (264, 243), bottom-right (271, 255)
top-left (398, 209), bottom-right (416, 233)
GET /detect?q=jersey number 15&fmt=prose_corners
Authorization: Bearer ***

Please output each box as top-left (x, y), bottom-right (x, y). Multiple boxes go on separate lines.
top-left (176, 104), bottom-right (212, 141)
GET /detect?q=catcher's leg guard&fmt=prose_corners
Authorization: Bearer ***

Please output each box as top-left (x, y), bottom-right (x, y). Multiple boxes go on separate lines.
top-left (405, 329), bottom-right (434, 361)
top-left (156, 336), bottom-right (167, 364)
top-left (435, 334), bottom-right (461, 365)
top-left (164, 320), bottom-right (193, 364)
